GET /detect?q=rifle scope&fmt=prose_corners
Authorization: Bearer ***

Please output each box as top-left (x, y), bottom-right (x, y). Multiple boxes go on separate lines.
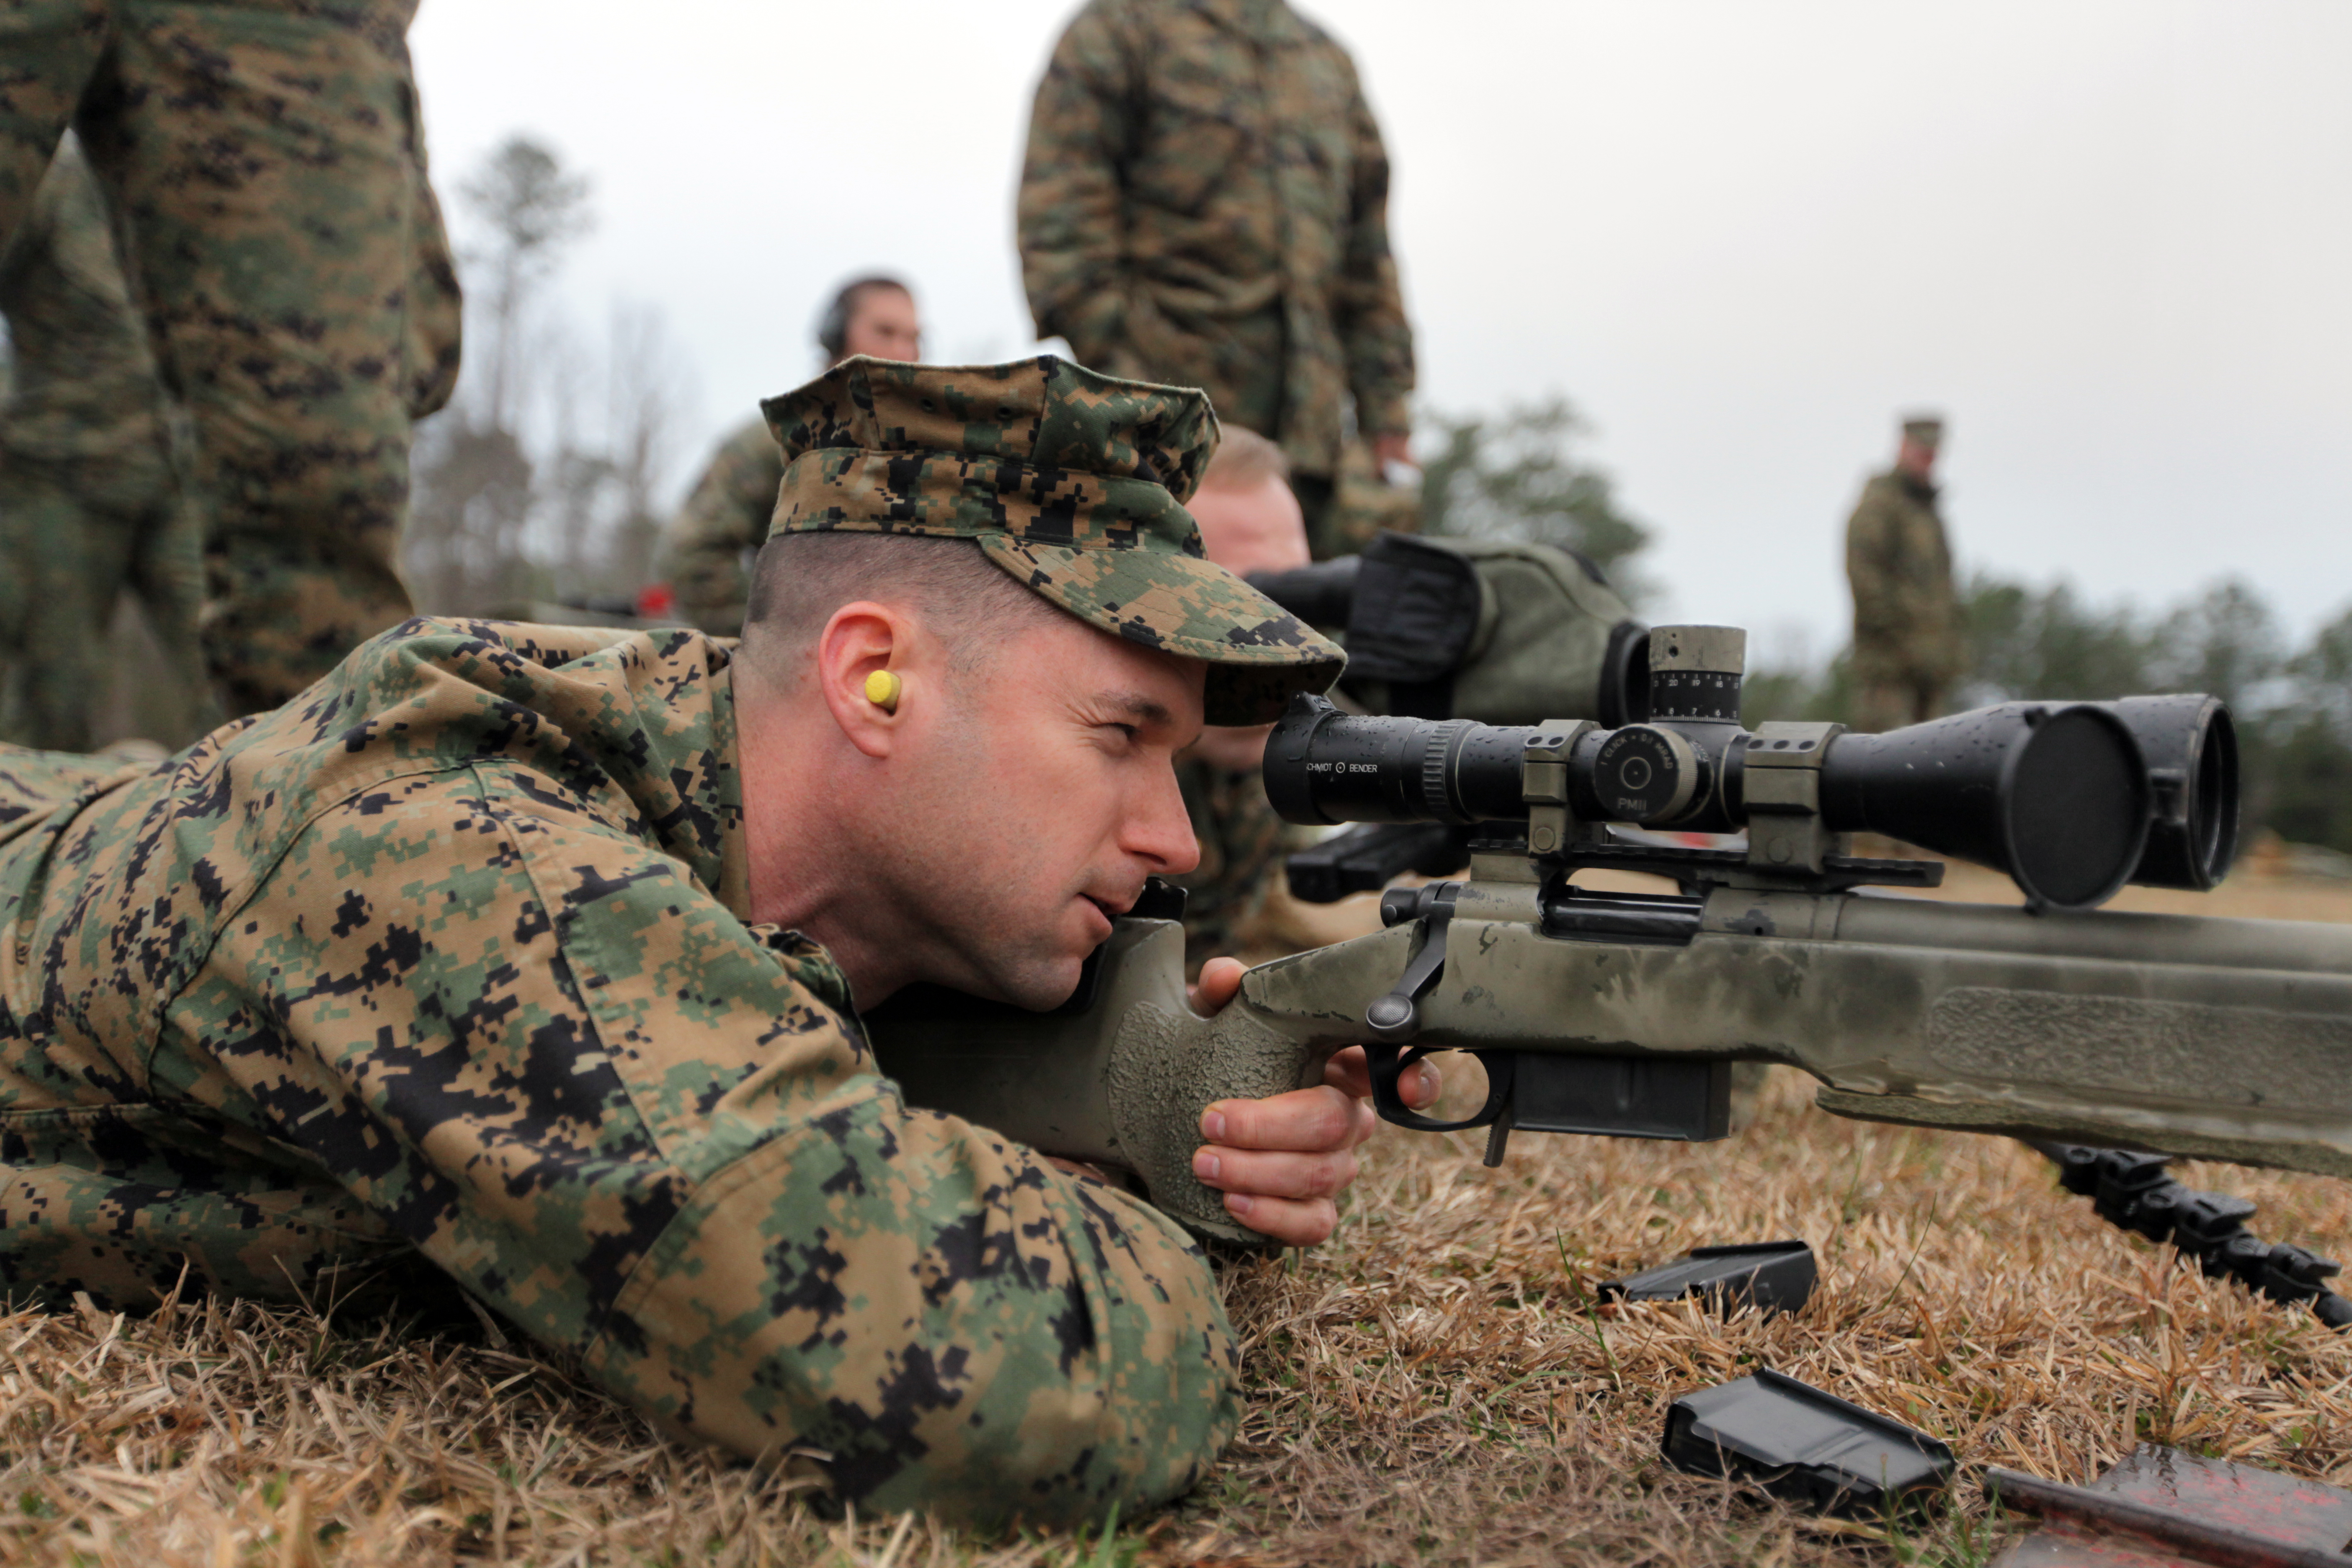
top-left (1265, 625), bottom-right (2238, 909)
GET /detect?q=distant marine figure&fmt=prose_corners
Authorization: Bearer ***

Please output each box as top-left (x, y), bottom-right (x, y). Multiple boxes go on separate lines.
top-left (660, 276), bottom-right (923, 637)
top-left (0, 136), bottom-right (209, 751)
top-left (0, 0), bottom-right (462, 717)
top-left (1845, 414), bottom-right (1965, 732)
top-left (1016, 0), bottom-right (1416, 559)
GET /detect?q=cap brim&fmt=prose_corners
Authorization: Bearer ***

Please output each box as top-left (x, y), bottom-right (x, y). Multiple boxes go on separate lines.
top-left (979, 536), bottom-right (1345, 725)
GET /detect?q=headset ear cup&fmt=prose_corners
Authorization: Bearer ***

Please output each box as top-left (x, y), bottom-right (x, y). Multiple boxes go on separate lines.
top-left (815, 274), bottom-right (910, 364)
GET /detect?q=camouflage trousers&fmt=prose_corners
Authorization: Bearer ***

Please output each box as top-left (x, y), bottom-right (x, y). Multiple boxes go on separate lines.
top-left (0, 0), bottom-right (456, 716)
top-left (0, 446), bottom-right (214, 751)
top-left (1851, 645), bottom-right (1949, 735)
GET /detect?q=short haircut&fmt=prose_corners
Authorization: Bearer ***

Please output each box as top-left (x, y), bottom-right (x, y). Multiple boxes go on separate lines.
top-left (1200, 426), bottom-right (1289, 490)
top-left (738, 531), bottom-right (1065, 679)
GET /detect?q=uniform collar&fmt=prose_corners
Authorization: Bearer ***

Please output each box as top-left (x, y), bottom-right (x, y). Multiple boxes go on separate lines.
top-left (630, 632), bottom-right (753, 921)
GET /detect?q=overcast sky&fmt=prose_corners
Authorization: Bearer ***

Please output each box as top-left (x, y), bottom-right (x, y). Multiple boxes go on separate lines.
top-left (410, 1), bottom-right (2352, 656)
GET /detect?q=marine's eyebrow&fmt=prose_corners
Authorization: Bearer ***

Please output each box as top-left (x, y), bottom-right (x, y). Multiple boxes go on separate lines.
top-left (1092, 690), bottom-right (1176, 728)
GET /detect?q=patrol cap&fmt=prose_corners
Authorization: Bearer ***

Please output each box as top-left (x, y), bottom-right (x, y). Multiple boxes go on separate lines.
top-left (761, 355), bottom-right (1345, 724)
top-left (1901, 414), bottom-right (1945, 449)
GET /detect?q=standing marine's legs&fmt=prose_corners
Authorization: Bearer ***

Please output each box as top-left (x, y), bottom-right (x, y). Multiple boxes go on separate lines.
top-left (0, 459), bottom-right (111, 748)
top-left (0, 0), bottom-right (106, 227)
top-left (83, 0), bottom-right (433, 715)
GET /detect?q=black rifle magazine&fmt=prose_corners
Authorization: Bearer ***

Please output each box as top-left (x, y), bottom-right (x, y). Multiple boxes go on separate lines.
top-left (1663, 1370), bottom-right (1956, 1520)
top-left (1599, 1240), bottom-right (1817, 1315)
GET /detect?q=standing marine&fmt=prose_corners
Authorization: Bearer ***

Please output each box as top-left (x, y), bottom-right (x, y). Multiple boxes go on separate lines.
top-left (660, 276), bottom-right (922, 636)
top-left (1016, 0), bottom-right (1417, 559)
top-left (0, 0), bottom-right (462, 717)
top-left (1845, 414), bottom-right (1965, 732)
top-left (0, 135), bottom-right (209, 752)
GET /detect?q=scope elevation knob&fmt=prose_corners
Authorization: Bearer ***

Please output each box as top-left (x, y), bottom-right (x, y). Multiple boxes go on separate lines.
top-left (1648, 624), bottom-right (1746, 723)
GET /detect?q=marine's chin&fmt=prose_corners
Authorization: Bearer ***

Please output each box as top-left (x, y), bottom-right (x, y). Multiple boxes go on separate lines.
top-left (962, 939), bottom-right (1092, 1014)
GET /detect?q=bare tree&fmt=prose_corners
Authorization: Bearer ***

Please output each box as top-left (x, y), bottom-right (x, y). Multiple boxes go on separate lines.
top-left (460, 137), bottom-right (593, 431)
top-left (405, 134), bottom-right (594, 615)
top-left (598, 301), bottom-right (691, 597)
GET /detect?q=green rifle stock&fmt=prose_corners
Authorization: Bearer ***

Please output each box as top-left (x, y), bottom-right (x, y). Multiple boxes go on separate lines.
top-left (867, 874), bottom-right (2352, 1249)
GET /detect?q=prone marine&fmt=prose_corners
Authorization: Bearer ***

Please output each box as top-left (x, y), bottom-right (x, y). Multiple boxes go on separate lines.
top-left (0, 358), bottom-right (1443, 1523)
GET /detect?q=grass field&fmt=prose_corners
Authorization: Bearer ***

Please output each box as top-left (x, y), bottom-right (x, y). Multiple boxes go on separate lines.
top-left (2, 857), bottom-right (2347, 1566)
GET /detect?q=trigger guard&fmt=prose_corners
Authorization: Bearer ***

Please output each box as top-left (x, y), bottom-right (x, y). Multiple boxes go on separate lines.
top-left (1366, 1043), bottom-right (1515, 1133)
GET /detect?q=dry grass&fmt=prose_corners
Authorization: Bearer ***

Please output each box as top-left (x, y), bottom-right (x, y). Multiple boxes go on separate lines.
top-left (3, 863), bottom-right (2347, 1566)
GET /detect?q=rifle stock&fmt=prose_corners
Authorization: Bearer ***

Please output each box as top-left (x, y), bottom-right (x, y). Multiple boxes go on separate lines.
top-left (868, 882), bottom-right (2352, 1249)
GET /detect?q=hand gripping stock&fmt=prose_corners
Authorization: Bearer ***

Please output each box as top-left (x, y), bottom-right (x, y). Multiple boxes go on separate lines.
top-left (863, 914), bottom-right (1402, 1249)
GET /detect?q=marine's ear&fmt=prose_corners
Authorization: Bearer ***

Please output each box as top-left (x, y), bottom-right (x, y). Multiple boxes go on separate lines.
top-left (813, 601), bottom-right (916, 760)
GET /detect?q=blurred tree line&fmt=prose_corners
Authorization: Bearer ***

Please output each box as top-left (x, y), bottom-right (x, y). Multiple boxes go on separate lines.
top-left (1738, 574), bottom-right (2352, 856)
top-left (1419, 397), bottom-right (2352, 856)
top-left (404, 134), bottom-right (694, 617)
top-left (1417, 397), bottom-right (1654, 605)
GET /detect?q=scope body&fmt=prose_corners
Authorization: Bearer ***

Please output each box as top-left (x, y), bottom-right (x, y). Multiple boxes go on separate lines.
top-left (1266, 624), bottom-right (2238, 909)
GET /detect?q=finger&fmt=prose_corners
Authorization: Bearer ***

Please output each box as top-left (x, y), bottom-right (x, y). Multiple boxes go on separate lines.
top-left (1220, 1191), bottom-right (1339, 1248)
top-left (1200, 1085), bottom-right (1370, 1153)
top-left (1187, 956), bottom-right (1246, 1015)
top-left (1191, 1144), bottom-right (1359, 1202)
top-left (1321, 1047), bottom-right (1442, 1109)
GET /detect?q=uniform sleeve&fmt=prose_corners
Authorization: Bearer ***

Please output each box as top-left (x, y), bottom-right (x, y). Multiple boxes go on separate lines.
top-left (658, 422), bottom-right (784, 637)
top-left (1016, 3), bottom-right (1140, 365)
top-left (1331, 64), bottom-right (1415, 438)
top-left (162, 766), bottom-right (1240, 1524)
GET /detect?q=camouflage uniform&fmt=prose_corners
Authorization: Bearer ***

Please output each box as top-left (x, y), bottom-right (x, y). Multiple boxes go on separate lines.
top-left (0, 0), bottom-right (463, 717)
top-left (1016, 0), bottom-right (1415, 559)
top-left (0, 134), bottom-right (206, 752)
top-left (1845, 469), bottom-right (1964, 732)
top-left (660, 416), bottom-right (782, 638)
top-left (0, 357), bottom-right (1341, 1522)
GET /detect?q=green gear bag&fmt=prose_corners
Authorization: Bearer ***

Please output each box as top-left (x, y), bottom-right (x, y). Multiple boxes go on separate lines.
top-left (1253, 533), bottom-right (1645, 726)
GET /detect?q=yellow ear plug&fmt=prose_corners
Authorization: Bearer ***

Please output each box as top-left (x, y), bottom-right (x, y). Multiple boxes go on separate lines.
top-left (864, 670), bottom-right (902, 712)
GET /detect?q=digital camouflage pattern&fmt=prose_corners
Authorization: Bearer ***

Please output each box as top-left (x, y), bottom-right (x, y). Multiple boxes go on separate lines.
top-left (764, 356), bottom-right (1345, 724)
top-left (0, 619), bottom-right (1242, 1522)
top-left (1017, 0), bottom-right (1414, 483)
top-left (1845, 468), bottom-right (1965, 732)
top-left (0, 0), bottom-right (462, 718)
top-left (659, 415), bottom-right (784, 638)
top-left (0, 134), bottom-right (211, 752)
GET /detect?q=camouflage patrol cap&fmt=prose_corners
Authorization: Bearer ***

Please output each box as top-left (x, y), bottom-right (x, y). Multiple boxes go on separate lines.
top-left (1901, 414), bottom-right (1945, 448)
top-left (760, 355), bottom-right (1344, 724)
